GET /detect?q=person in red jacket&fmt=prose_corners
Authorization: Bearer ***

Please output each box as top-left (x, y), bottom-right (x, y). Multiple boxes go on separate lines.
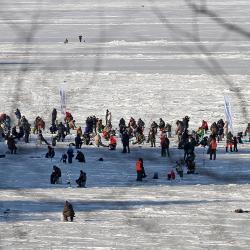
top-left (201, 120), bottom-right (208, 132)
top-left (209, 137), bottom-right (217, 160)
top-left (109, 135), bottom-right (117, 150)
top-left (136, 158), bottom-right (146, 181)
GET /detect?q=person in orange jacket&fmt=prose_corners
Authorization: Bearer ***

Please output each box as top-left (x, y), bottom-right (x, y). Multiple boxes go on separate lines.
top-left (136, 158), bottom-right (146, 181)
top-left (109, 134), bottom-right (117, 150)
top-left (209, 136), bottom-right (217, 160)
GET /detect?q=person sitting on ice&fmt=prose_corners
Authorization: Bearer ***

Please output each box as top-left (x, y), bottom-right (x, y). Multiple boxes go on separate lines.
top-left (49, 123), bottom-right (58, 134)
top-left (176, 161), bottom-right (184, 179)
top-left (167, 169), bottom-right (176, 180)
top-left (201, 120), bottom-right (208, 132)
top-left (109, 134), bottom-right (117, 150)
top-left (94, 133), bottom-right (107, 147)
top-left (50, 165), bottom-right (61, 184)
top-left (45, 145), bottom-right (55, 159)
top-left (63, 201), bottom-right (75, 222)
top-left (76, 170), bottom-right (87, 188)
top-left (82, 133), bottom-right (90, 145)
top-left (75, 151), bottom-right (85, 163)
top-left (60, 153), bottom-right (67, 163)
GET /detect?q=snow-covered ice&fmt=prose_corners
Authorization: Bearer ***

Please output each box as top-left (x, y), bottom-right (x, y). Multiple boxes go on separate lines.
top-left (0, 0), bottom-right (250, 249)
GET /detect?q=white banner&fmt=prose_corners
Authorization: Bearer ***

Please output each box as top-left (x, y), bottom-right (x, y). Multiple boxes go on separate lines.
top-left (224, 96), bottom-right (233, 132)
top-left (59, 87), bottom-right (66, 116)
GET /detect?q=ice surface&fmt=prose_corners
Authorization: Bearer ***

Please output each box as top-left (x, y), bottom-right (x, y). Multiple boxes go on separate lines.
top-left (0, 0), bottom-right (250, 249)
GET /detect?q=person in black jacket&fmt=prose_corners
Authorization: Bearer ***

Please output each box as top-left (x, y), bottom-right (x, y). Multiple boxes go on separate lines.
top-left (75, 151), bottom-right (85, 163)
top-left (15, 108), bottom-right (21, 122)
top-left (7, 135), bottom-right (17, 154)
top-left (57, 122), bottom-right (66, 142)
top-left (50, 165), bottom-right (61, 184)
top-left (76, 170), bottom-right (87, 187)
top-left (75, 134), bottom-right (83, 149)
top-left (45, 146), bottom-right (55, 159)
top-left (51, 108), bottom-right (57, 125)
top-left (183, 139), bottom-right (194, 160)
top-left (121, 130), bottom-right (130, 153)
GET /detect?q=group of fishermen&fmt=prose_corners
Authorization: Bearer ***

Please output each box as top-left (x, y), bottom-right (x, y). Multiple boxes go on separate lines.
top-left (1, 108), bottom-right (249, 178)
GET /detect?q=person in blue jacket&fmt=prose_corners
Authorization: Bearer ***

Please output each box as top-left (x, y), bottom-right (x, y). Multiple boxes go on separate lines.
top-left (67, 145), bottom-right (74, 164)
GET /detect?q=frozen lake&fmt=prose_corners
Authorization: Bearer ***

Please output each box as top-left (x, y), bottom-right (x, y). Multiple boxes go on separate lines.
top-left (0, 0), bottom-right (250, 249)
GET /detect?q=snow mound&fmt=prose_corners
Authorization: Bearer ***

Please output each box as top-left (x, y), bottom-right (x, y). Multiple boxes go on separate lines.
top-left (106, 40), bottom-right (168, 46)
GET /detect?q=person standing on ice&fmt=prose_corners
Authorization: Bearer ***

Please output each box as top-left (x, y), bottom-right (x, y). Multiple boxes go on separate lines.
top-left (7, 135), bottom-right (17, 154)
top-left (63, 201), bottom-right (75, 222)
top-left (67, 145), bottom-right (74, 164)
top-left (79, 35), bottom-right (82, 42)
top-left (165, 122), bottom-right (172, 138)
top-left (75, 134), bottom-right (83, 149)
top-left (245, 123), bottom-right (250, 142)
top-left (105, 109), bottom-right (109, 125)
top-left (51, 108), bottom-right (57, 126)
top-left (160, 132), bottom-right (170, 157)
top-left (14, 108), bottom-right (21, 123)
top-left (21, 117), bottom-right (31, 143)
top-left (159, 118), bottom-right (165, 131)
top-left (121, 130), bottom-right (130, 153)
top-left (136, 158), bottom-right (146, 181)
top-left (148, 128), bottom-right (156, 147)
top-left (226, 131), bottom-right (233, 152)
top-left (209, 136), bottom-right (217, 160)
top-left (233, 136), bottom-right (238, 152)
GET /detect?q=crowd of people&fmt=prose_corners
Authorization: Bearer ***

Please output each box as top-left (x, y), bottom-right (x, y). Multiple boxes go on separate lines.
top-left (0, 108), bottom-right (249, 185)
